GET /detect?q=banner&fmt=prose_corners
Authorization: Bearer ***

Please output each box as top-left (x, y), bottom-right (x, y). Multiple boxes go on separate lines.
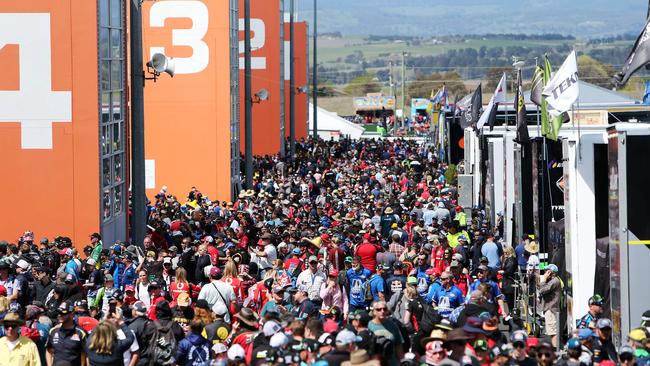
top-left (143, 0), bottom-right (232, 201)
top-left (543, 51), bottom-right (579, 116)
top-left (0, 0), bottom-right (101, 245)
top-left (239, 0), bottom-right (282, 155)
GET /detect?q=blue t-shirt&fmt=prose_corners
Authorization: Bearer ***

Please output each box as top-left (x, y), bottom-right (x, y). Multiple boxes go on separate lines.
top-left (468, 279), bottom-right (503, 301)
top-left (481, 241), bottom-right (501, 269)
top-left (515, 243), bottom-right (528, 269)
top-left (347, 267), bottom-right (372, 307)
top-left (425, 280), bottom-right (442, 304)
top-left (414, 266), bottom-right (431, 296)
top-left (369, 274), bottom-right (386, 301)
top-left (432, 285), bottom-right (464, 316)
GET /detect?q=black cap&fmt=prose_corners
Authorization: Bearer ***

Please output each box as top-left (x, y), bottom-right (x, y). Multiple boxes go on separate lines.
top-left (393, 261), bottom-right (404, 269)
top-left (148, 281), bottom-right (161, 290)
top-left (90, 232), bottom-right (102, 240)
top-left (58, 301), bottom-right (75, 315)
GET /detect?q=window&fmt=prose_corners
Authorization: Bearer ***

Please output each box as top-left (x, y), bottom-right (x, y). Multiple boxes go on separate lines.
top-left (99, 0), bottom-right (125, 222)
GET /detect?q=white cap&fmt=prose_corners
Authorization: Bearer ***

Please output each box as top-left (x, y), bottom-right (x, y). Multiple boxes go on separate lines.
top-left (16, 259), bottom-right (31, 270)
top-left (163, 257), bottom-right (172, 264)
top-left (335, 329), bottom-right (362, 346)
top-left (270, 332), bottom-right (290, 348)
top-left (262, 320), bottom-right (282, 336)
top-left (212, 343), bottom-right (228, 354)
top-left (212, 302), bottom-right (228, 316)
top-left (86, 258), bottom-right (96, 266)
top-left (227, 344), bottom-right (245, 361)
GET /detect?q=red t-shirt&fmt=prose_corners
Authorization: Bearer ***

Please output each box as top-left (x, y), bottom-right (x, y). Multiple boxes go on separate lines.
top-left (356, 243), bottom-right (379, 273)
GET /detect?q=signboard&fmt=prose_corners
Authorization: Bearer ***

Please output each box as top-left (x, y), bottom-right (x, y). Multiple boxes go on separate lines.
top-left (354, 94), bottom-right (396, 111)
top-left (0, 0), bottom-right (100, 245)
top-left (283, 21), bottom-right (308, 140)
top-left (411, 98), bottom-right (431, 117)
top-left (143, 0), bottom-right (232, 201)
top-left (570, 110), bottom-right (607, 125)
top-left (239, 0), bottom-right (281, 155)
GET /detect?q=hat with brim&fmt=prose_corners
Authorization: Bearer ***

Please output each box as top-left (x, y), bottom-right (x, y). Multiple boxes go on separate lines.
top-left (444, 329), bottom-right (471, 344)
top-left (234, 308), bottom-right (259, 328)
top-left (384, 207), bottom-right (394, 214)
top-left (341, 350), bottom-right (381, 366)
top-left (0, 312), bottom-right (25, 326)
top-left (525, 241), bottom-right (539, 254)
top-left (421, 329), bottom-right (448, 346)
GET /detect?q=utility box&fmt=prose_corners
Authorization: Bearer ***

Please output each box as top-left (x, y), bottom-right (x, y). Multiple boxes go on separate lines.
top-left (457, 175), bottom-right (473, 209)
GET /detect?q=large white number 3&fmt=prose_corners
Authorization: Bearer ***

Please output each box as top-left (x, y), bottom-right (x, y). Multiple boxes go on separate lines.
top-left (239, 18), bottom-right (266, 70)
top-left (149, 0), bottom-right (209, 75)
top-left (0, 13), bottom-right (72, 150)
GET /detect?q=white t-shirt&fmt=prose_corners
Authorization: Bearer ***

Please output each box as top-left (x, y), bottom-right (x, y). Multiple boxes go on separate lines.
top-left (198, 281), bottom-right (236, 322)
top-left (117, 328), bottom-right (140, 366)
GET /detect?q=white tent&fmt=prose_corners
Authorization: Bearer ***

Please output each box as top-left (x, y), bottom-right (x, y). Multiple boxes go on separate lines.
top-left (308, 103), bottom-right (364, 140)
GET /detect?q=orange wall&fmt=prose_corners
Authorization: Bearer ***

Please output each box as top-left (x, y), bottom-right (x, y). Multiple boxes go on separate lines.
top-left (0, 1), bottom-right (100, 245)
top-left (284, 21), bottom-right (308, 141)
top-left (239, 0), bottom-right (282, 155)
top-left (142, 0), bottom-right (232, 202)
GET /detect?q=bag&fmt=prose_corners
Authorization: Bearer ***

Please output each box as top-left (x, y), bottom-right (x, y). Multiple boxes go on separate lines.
top-left (149, 321), bottom-right (177, 366)
top-left (363, 275), bottom-right (375, 303)
top-left (418, 298), bottom-right (441, 335)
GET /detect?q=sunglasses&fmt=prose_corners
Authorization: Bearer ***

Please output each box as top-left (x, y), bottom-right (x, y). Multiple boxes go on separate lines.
top-left (374, 307), bottom-right (388, 312)
top-left (513, 342), bottom-right (526, 349)
top-left (3, 323), bottom-right (19, 329)
top-left (538, 352), bottom-right (553, 358)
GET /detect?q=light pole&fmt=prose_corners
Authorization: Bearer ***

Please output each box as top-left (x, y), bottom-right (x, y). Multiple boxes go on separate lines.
top-left (312, 0), bottom-right (318, 139)
top-left (130, 0), bottom-right (146, 249)
top-left (289, 0), bottom-right (296, 158)
top-left (401, 51), bottom-right (407, 130)
top-left (244, 0), bottom-right (253, 189)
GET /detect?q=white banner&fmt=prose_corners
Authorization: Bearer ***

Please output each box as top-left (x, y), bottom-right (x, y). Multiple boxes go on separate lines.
top-left (543, 50), bottom-right (579, 116)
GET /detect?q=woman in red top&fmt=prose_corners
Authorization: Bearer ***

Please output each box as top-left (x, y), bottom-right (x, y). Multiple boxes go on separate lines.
top-left (169, 267), bottom-right (200, 301)
top-left (221, 260), bottom-right (243, 304)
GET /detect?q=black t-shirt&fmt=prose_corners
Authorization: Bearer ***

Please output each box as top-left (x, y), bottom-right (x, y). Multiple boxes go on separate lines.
top-left (385, 274), bottom-right (406, 301)
top-left (46, 325), bottom-right (88, 366)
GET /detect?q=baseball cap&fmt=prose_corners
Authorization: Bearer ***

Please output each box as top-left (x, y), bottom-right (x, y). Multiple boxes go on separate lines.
top-left (479, 256), bottom-right (489, 263)
top-left (64, 273), bottom-right (76, 284)
top-left (510, 330), bottom-right (528, 345)
top-left (328, 269), bottom-right (339, 277)
top-left (292, 248), bottom-right (301, 255)
top-left (58, 301), bottom-right (75, 315)
top-left (212, 343), bottom-right (228, 355)
top-left (589, 294), bottom-right (604, 306)
top-left (547, 264), bottom-right (559, 273)
top-left (407, 276), bottom-right (418, 285)
top-left (393, 261), bottom-right (404, 269)
top-left (344, 256), bottom-right (353, 263)
top-left (132, 301), bottom-right (147, 315)
top-left (628, 327), bottom-right (648, 342)
top-left (270, 332), bottom-right (291, 348)
top-left (440, 271), bottom-right (452, 279)
top-left (262, 320), bottom-right (282, 336)
top-left (105, 274), bottom-right (114, 282)
top-left (619, 345), bottom-right (635, 356)
top-left (86, 258), bottom-right (96, 266)
top-left (210, 266), bottom-right (221, 277)
top-left (376, 262), bottom-right (389, 271)
top-left (308, 255), bottom-right (318, 263)
top-left (450, 260), bottom-right (460, 268)
top-left (577, 328), bottom-right (594, 340)
top-left (478, 265), bottom-right (489, 272)
top-left (566, 338), bottom-right (581, 350)
top-left (148, 280), bottom-right (161, 290)
top-left (335, 329), bottom-right (362, 346)
top-left (227, 344), bottom-right (245, 361)
top-left (349, 310), bottom-right (371, 323)
top-left (125, 285), bottom-right (135, 292)
top-left (163, 257), bottom-right (172, 264)
top-left (212, 302), bottom-right (228, 316)
top-left (596, 318), bottom-right (612, 329)
top-left (318, 332), bottom-right (336, 347)
top-left (177, 293), bottom-right (191, 307)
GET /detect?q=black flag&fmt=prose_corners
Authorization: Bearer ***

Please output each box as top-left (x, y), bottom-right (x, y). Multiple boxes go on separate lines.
top-left (613, 16), bottom-right (650, 87)
top-left (458, 85), bottom-right (482, 129)
top-left (487, 102), bottom-right (499, 131)
top-left (515, 69), bottom-right (529, 144)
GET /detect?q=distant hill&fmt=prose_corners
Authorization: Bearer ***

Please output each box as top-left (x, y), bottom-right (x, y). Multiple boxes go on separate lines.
top-left (296, 0), bottom-right (647, 38)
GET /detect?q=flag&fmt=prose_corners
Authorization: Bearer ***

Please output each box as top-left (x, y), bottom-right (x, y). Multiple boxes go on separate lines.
top-left (458, 85), bottom-right (482, 129)
top-left (644, 80), bottom-right (650, 105)
top-left (515, 69), bottom-right (529, 144)
top-left (477, 73), bottom-right (506, 129)
top-left (613, 17), bottom-right (650, 87)
top-left (530, 66), bottom-right (544, 107)
top-left (543, 56), bottom-right (567, 140)
top-left (543, 50), bottom-right (579, 116)
top-left (430, 83), bottom-right (449, 110)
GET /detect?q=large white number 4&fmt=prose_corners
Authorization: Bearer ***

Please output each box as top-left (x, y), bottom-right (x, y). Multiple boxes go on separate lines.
top-left (0, 13), bottom-right (72, 149)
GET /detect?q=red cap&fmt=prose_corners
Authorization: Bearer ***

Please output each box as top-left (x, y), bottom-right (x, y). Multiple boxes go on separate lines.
top-left (426, 268), bottom-right (442, 277)
top-left (125, 285), bottom-right (135, 292)
top-left (321, 233), bottom-right (330, 242)
top-left (328, 269), bottom-right (339, 277)
top-left (210, 266), bottom-right (221, 277)
top-left (0, 285), bottom-right (6, 296)
top-left (527, 337), bottom-right (540, 348)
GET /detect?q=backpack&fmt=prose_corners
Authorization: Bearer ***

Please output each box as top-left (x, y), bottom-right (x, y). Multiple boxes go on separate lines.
top-left (418, 298), bottom-right (441, 335)
top-left (149, 321), bottom-right (177, 366)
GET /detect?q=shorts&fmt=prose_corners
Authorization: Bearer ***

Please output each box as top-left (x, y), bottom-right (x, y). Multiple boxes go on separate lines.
top-left (544, 309), bottom-right (558, 336)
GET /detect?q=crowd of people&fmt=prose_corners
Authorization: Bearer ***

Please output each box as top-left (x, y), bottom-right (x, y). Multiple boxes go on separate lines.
top-left (1, 138), bottom-right (649, 366)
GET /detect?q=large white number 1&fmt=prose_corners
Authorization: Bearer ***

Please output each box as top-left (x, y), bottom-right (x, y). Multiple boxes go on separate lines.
top-left (239, 18), bottom-right (266, 69)
top-left (0, 13), bottom-right (72, 150)
top-left (149, 0), bottom-right (209, 75)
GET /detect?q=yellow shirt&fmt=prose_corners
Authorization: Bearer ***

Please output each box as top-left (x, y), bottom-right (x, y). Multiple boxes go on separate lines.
top-left (0, 336), bottom-right (41, 366)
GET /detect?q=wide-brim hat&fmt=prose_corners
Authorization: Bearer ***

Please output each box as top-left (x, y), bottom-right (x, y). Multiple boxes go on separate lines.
top-left (525, 241), bottom-right (539, 254)
top-left (421, 329), bottom-right (448, 346)
top-left (341, 350), bottom-right (381, 366)
top-left (444, 329), bottom-right (471, 343)
top-left (234, 308), bottom-right (259, 328)
top-left (0, 312), bottom-right (25, 326)
top-left (384, 207), bottom-right (394, 214)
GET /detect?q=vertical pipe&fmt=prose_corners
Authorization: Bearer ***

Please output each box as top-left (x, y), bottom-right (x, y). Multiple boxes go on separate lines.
top-left (312, 0), bottom-right (318, 139)
top-left (244, 0), bottom-right (253, 189)
top-left (290, 0), bottom-right (296, 158)
top-left (130, 0), bottom-right (146, 248)
top-left (279, 0), bottom-right (285, 158)
top-left (401, 52), bottom-right (406, 131)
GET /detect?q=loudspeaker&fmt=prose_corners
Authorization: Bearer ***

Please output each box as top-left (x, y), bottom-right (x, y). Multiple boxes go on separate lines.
top-left (147, 53), bottom-right (175, 77)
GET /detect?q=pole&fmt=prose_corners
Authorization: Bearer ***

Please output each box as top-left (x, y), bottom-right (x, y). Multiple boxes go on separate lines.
top-left (535, 58), bottom-right (541, 137)
top-left (244, 0), bottom-right (253, 189)
top-left (312, 0), bottom-right (318, 139)
top-left (389, 61), bottom-right (394, 100)
top-left (289, 0), bottom-right (296, 158)
top-left (130, 0), bottom-right (146, 248)
top-left (401, 51), bottom-right (406, 131)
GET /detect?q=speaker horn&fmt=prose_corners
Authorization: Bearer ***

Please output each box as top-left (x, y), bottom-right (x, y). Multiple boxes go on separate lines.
top-left (147, 53), bottom-right (175, 77)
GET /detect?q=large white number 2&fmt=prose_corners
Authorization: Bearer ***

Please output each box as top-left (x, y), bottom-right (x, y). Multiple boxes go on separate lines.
top-left (0, 13), bottom-right (72, 150)
top-left (239, 18), bottom-right (266, 70)
top-left (149, 0), bottom-right (209, 75)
